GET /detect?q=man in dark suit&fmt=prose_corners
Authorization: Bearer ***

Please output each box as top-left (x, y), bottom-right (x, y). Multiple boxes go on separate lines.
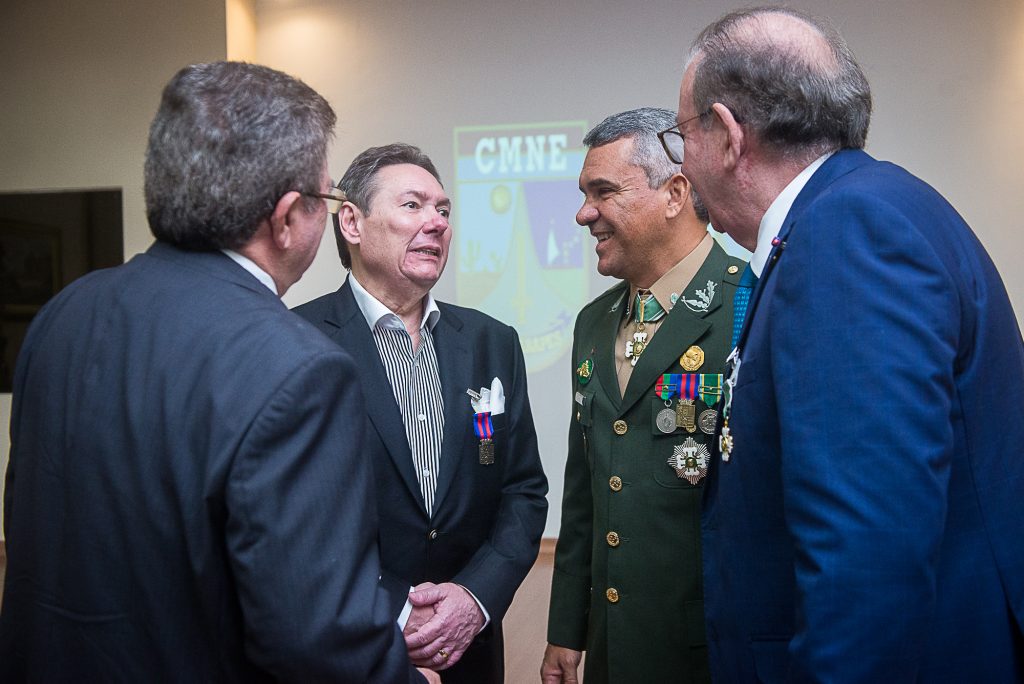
top-left (542, 108), bottom-right (744, 684)
top-left (293, 143), bottom-right (548, 683)
top-left (671, 7), bottom-right (1024, 681)
top-left (0, 62), bottom-right (429, 683)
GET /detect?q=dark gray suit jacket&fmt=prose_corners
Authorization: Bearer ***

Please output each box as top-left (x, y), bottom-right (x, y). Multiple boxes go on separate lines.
top-left (1, 241), bottom-right (420, 683)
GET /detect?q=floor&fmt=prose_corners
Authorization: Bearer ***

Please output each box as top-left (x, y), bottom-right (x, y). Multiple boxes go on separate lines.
top-left (503, 539), bottom-right (556, 683)
top-left (0, 540), bottom-right (560, 683)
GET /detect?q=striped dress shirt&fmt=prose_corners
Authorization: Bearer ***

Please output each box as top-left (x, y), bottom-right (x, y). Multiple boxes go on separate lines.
top-left (349, 275), bottom-right (445, 515)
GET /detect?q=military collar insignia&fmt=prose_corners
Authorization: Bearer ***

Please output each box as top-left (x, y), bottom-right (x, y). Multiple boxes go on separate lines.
top-left (680, 279), bottom-right (717, 313)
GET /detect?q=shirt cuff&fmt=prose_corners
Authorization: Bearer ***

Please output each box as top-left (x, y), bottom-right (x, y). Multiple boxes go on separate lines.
top-left (397, 586), bottom-right (414, 630)
top-left (457, 583), bottom-right (491, 633)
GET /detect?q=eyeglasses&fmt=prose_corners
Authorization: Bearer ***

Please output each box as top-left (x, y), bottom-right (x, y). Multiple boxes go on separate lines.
top-left (302, 187), bottom-right (346, 215)
top-left (657, 110), bottom-right (710, 165)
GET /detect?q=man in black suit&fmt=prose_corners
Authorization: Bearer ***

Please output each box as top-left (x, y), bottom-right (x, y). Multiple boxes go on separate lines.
top-left (0, 62), bottom-right (428, 683)
top-left (294, 143), bottom-right (548, 683)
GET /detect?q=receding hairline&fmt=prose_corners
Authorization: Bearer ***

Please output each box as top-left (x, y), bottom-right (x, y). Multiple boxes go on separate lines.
top-left (690, 8), bottom-right (840, 76)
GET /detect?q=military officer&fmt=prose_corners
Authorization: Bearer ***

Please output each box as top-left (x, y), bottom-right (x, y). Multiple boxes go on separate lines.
top-left (541, 108), bottom-right (745, 684)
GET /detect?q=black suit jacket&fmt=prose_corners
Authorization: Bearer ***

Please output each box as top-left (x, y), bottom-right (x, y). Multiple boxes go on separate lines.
top-left (1, 242), bottom-right (420, 683)
top-left (293, 279), bottom-right (548, 684)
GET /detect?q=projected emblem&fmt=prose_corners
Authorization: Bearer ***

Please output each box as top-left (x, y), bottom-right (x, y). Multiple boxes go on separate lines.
top-left (455, 122), bottom-right (589, 373)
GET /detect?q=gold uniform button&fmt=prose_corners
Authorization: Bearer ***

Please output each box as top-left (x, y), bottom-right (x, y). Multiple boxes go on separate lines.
top-left (728, 265), bottom-right (739, 275)
top-left (606, 531), bottom-right (620, 547)
top-left (609, 475), bottom-right (623, 491)
top-left (606, 587), bottom-right (620, 603)
top-left (613, 419), bottom-right (628, 435)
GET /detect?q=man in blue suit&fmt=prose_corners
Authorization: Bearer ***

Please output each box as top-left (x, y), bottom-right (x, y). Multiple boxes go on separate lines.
top-left (667, 6), bottom-right (1024, 681)
top-left (1, 62), bottom-right (429, 683)
top-left (293, 144), bottom-right (548, 683)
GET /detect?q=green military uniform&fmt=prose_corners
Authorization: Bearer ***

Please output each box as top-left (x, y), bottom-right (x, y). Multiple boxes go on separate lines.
top-left (548, 240), bottom-right (744, 683)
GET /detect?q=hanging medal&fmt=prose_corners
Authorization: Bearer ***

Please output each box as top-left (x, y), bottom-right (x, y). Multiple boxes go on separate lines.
top-left (474, 411), bottom-right (495, 465)
top-left (625, 294), bottom-right (649, 366)
top-left (698, 373), bottom-right (722, 435)
top-left (719, 348), bottom-right (741, 461)
top-left (625, 291), bottom-right (664, 366)
top-left (676, 373), bottom-right (698, 433)
top-left (655, 374), bottom-right (681, 434)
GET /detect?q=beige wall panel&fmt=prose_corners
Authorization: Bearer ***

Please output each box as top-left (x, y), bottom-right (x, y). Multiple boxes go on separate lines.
top-left (0, 0), bottom-right (227, 536)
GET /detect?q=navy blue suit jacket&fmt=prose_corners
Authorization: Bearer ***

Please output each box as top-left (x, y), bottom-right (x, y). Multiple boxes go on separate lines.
top-left (703, 150), bottom-right (1024, 682)
top-left (1, 242), bottom-right (420, 683)
top-left (293, 280), bottom-right (548, 684)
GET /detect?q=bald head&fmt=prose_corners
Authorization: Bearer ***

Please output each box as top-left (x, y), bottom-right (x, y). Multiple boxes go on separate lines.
top-left (712, 10), bottom-right (838, 72)
top-left (686, 6), bottom-right (871, 161)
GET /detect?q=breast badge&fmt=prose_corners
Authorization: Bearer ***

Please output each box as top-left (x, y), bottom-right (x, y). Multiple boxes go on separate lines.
top-left (576, 358), bottom-right (594, 385)
top-left (680, 345), bottom-right (704, 371)
top-left (667, 437), bottom-right (710, 485)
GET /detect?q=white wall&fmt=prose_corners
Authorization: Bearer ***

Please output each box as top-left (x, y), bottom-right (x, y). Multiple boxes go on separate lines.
top-left (256, 0), bottom-right (1024, 537)
top-left (0, 0), bottom-right (227, 537)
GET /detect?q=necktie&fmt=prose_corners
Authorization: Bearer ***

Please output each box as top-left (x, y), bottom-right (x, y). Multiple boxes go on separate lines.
top-left (633, 291), bottom-right (666, 323)
top-left (731, 265), bottom-right (757, 347)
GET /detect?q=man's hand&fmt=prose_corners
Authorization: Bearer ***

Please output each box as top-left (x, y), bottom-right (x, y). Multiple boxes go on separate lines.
top-left (404, 582), bottom-right (485, 670)
top-left (541, 643), bottom-right (582, 683)
top-left (417, 667), bottom-right (441, 684)
top-left (404, 582), bottom-right (437, 637)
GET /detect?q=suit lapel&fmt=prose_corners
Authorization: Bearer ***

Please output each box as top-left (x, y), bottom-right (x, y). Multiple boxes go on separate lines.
top-left (621, 244), bottom-right (731, 412)
top-left (593, 285), bottom-right (628, 412)
top-left (321, 282), bottom-right (425, 508)
top-left (429, 305), bottom-right (473, 515)
top-left (738, 150), bottom-right (876, 349)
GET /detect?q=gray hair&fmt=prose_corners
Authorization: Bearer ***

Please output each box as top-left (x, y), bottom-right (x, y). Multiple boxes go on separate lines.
top-left (584, 107), bottom-right (709, 223)
top-left (144, 61), bottom-right (336, 250)
top-left (333, 143), bottom-right (442, 269)
top-left (689, 6), bottom-right (872, 161)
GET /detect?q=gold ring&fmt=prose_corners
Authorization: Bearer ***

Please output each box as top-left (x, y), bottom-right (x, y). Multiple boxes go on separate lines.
top-left (438, 649), bottom-right (450, 661)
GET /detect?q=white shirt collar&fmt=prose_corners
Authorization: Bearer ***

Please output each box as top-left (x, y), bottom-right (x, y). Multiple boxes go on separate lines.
top-left (347, 272), bottom-right (441, 332)
top-left (222, 249), bottom-right (278, 295)
top-left (749, 152), bottom-right (833, 277)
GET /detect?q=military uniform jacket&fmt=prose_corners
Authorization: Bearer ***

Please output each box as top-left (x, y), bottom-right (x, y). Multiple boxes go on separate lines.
top-left (547, 241), bottom-right (744, 684)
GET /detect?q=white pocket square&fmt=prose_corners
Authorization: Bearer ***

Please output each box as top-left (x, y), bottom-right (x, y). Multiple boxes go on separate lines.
top-left (468, 377), bottom-right (505, 415)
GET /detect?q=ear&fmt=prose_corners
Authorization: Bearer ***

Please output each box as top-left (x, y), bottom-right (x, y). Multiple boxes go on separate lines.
top-left (664, 172), bottom-right (692, 220)
top-left (337, 201), bottom-right (363, 248)
top-left (268, 191), bottom-right (304, 250)
top-left (711, 102), bottom-right (745, 170)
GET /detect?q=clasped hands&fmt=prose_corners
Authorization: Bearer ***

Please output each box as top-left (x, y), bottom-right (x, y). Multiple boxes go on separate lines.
top-left (404, 582), bottom-right (485, 671)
